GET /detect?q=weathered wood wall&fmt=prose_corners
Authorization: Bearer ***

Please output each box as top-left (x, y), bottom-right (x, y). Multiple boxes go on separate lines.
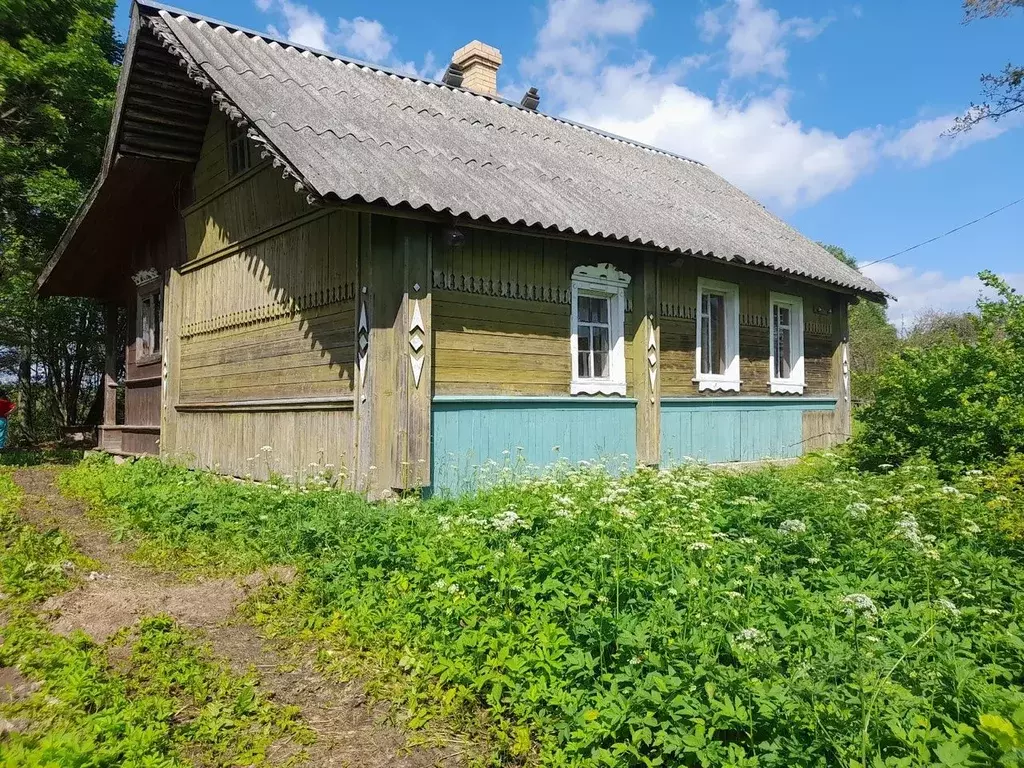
top-left (102, 197), bottom-right (187, 455)
top-left (659, 259), bottom-right (838, 397)
top-left (431, 228), bottom-right (637, 396)
top-left (163, 114), bottom-right (357, 482)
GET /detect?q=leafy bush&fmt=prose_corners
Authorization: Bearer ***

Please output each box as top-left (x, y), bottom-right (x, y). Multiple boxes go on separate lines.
top-left (855, 273), bottom-right (1024, 473)
top-left (63, 455), bottom-right (1024, 767)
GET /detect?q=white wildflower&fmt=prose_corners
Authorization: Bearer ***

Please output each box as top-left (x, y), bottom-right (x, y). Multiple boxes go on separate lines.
top-left (430, 579), bottom-right (448, 592)
top-left (807, 557), bottom-right (821, 565)
top-left (492, 508), bottom-right (524, 532)
top-left (616, 506), bottom-right (637, 520)
top-left (842, 593), bottom-right (878, 619)
top-left (447, 582), bottom-right (461, 595)
top-left (724, 591), bottom-right (743, 600)
top-left (778, 519), bottom-right (807, 535)
top-left (738, 536), bottom-right (756, 545)
top-left (629, 656), bottom-right (643, 666)
top-left (936, 598), bottom-right (960, 617)
top-left (688, 541), bottom-right (712, 552)
top-left (941, 486), bottom-right (960, 496)
top-left (847, 502), bottom-right (870, 516)
top-left (963, 520), bottom-right (982, 535)
top-left (260, 445), bottom-right (273, 452)
top-left (735, 628), bottom-right (766, 649)
top-left (894, 513), bottom-right (923, 548)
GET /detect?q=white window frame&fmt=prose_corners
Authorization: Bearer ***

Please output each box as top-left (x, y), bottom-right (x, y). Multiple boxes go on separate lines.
top-left (694, 277), bottom-right (741, 392)
top-left (769, 291), bottom-right (805, 394)
top-left (570, 264), bottom-right (630, 396)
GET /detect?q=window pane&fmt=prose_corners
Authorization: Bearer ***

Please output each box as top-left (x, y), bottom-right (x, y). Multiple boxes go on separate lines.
top-left (702, 292), bottom-right (725, 376)
top-left (153, 293), bottom-right (163, 355)
top-left (578, 328), bottom-right (592, 378)
top-left (775, 325), bottom-right (791, 379)
top-left (578, 296), bottom-right (590, 323)
top-left (593, 326), bottom-right (610, 378)
top-left (592, 296), bottom-right (608, 324)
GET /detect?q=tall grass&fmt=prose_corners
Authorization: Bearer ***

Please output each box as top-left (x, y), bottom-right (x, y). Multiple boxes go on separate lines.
top-left (62, 455), bottom-right (1024, 767)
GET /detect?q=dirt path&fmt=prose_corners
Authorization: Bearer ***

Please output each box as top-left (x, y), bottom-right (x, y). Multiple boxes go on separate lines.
top-left (10, 467), bottom-right (466, 768)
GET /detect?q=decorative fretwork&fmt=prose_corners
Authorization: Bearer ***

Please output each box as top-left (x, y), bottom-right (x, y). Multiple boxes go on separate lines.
top-left (660, 303), bottom-right (696, 320)
top-left (647, 323), bottom-right (658, 404)
top-left (409, 299), bottom-right (426, 387)
top-left (806, 320), bottom-right (833, 337)
top-left (357, 300), bottom-right (369, 400)
top-left (432, 269), bottom-right (570, 304)
top-left (180, 283), bottom-right (356, 338)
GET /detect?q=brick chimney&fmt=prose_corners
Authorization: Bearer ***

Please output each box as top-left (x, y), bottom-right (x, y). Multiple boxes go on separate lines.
top-left (452, 40), bottom-right (502, 96)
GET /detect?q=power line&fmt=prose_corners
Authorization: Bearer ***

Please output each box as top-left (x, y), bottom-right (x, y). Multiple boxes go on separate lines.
top-left (859, 195), bottom-right (1024, 269)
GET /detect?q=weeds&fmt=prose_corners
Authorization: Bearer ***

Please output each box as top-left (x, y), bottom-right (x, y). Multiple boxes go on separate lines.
top-left (61, 454), bottom-right (1024, 767)
top-left (0, 468), bottom-right (313, 766)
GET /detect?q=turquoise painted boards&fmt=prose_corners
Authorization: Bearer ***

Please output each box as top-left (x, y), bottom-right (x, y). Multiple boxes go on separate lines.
top-left (431, 397), bottom-right (637, 495)
top-left (661, 398), bottom-right (836, 465)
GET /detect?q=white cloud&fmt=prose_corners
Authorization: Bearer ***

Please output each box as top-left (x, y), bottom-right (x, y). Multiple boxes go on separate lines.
top-left (882, 112), bottom-right (1018, 166)
top-left (860, 262), bottom-right (1024, 324)
top-left (700, 0), bottom-right (831, 79)
top-left (519, 0), bottom-right (1017, 211)
top-left (564, 65), bottom-right (880, 208)
top-left (255, 0), bottom-right (431, 77)
top-left (335, 17), bottom-right (394, 62)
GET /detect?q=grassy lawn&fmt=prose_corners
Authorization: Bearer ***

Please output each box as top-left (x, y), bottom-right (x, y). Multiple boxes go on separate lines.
top-left (58, 454), bottom-right (1024, 767)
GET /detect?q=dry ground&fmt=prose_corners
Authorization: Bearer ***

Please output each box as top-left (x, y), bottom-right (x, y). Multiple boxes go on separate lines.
top-left (5, 467), bottom-right (468, 768)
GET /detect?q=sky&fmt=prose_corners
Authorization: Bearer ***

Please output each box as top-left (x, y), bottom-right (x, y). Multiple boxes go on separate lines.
top-left (120, 0), bottom-right (1023, 327)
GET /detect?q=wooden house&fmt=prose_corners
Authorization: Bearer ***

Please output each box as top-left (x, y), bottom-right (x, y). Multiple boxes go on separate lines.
top-left (38, 1), bottom-right (886, 495)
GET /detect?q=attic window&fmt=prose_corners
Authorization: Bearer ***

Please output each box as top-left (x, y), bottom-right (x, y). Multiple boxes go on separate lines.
top-left (226, 121), bottom-right (251, 178)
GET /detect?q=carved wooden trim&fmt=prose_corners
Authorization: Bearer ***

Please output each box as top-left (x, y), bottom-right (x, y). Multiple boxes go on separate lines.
top-left (647, 324), bottom-right (658, 405)
top-left (661, 303), bottom-right (696, 319)
top-left (432, 269), bottom-right (570, 304)
top-left (180, 283), bottom-right (356, 338)
top-left (409, 298), bottom-right (425, 388)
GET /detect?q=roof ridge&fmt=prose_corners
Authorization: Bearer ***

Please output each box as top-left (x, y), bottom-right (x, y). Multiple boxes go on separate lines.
top-left (134, 0), bottom-right (706, 169)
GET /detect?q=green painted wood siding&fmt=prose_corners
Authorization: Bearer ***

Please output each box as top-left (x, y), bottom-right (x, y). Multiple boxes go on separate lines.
top-left (430, 397), bottom-right (637, 495)
top-left (661, 397), bottom-right (836, 464)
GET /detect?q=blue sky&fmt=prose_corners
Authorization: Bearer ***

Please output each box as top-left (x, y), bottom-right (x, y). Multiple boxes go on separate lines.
top-left (122, 0), bottom-right (1023, 324)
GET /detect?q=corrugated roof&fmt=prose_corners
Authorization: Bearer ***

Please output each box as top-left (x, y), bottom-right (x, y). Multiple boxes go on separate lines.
top-left (139, 1), bottom-right (885, 298)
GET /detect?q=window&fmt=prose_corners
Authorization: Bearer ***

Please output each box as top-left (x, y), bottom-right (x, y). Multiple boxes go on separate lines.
top-left (226, 121), bottom-right (251, 178)
top-left (769, 292), bottom-right (805, 394)
top-left (695, 278), bottom-right (740, 391)
top-left (570, 264), bottom-right (630, 395)
top-left (137, 286), bottom-right (163, 362)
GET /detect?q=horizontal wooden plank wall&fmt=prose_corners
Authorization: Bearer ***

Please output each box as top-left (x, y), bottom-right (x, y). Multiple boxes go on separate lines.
top-left (431, 398), bottom-right (637, 496)
top-left (165, 117), bottom-right (359, 483)
top-left (175, 408), bottom-right (355, 483)
top-left (660, 259), bottom-right (837, 397)
top-left (431, 228), bottom-right (637, 397)
top-left (187, 115), bottom-right (311, 264)
top-left (177, 211), bottom-right (358, 405)
top-left (661, 398), bottom-right (837, 465)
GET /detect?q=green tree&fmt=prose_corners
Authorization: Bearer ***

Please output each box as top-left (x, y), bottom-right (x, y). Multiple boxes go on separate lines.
top-left (951, 0), bottom-right (1023, 133)
top-left (854, 272), bottom-right (1024, 472)
top-left (0, 0), bottom-right (120, 441)
top-left (820, 245), bottom-right (900, 403)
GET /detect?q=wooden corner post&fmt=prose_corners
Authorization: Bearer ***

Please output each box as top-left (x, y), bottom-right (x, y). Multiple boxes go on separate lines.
top-left (354, 214), bottom-right (432, 496)
top-left (832, 296), bottom-right (852, 444)
top-left (633, 253), bottom-right (660, 465)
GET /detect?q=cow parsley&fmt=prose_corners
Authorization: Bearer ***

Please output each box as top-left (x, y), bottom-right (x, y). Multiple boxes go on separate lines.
top-left (778, 519), bottom-right (807, 535)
